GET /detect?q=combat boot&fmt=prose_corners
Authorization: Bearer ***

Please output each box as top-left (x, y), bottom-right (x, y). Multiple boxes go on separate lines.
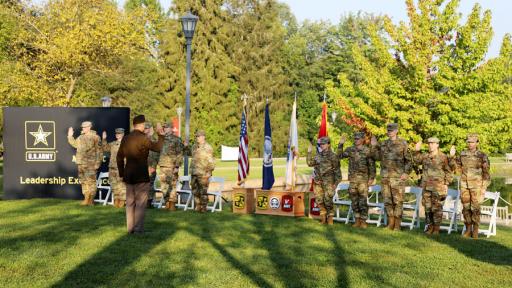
top-left (462, 224), bottom-right (472, 238)
top-left (432, 225), bottom-right (440, 235)
top-left (113, 199), bottom-right (119, 208)
top-left (393, 217), bottom-right (402, 231)
top-left (119, 200), bottom-right (125, 208)
top-left (425, 224), bottom-right (434, 235)
top-left (386, 216), bottom-right (395, 230)
top-left (352, 218), bottom-right (361, 228)
top-left (80, 195), bottom-right (89, 206)
top-left (168, 201), bottom-right (177, 211)
top-left (359, 219), bottom-right (368, 229)
top-left (472, 224), bottom-right (479, 239)
top-left (88, 195), bottom-right (95, 206)
top-left (327, 215), bottom-right (334, 225)
top-left (320, 214), bottom-right (327, 225)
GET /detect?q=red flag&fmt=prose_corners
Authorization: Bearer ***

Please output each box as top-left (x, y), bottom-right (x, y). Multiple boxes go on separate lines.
top-left (310, 102), bottom-right (328, 192)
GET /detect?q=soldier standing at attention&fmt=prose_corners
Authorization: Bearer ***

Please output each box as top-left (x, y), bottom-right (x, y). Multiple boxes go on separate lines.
top-left (144, 122), bottom-right (160, 207)
top-left (338, 132), bottom-right (376, 229)
top-left (102, 128), bottom-right (127, 208)
top-left (414, 137), bottom-right (453, 235)
top-left (370, 123), bottom-right (412, 231)
top-left (158, 122), bottom-right (185, 211)
top-left (187, 130), bottom-right (215, 213)
top-left (68, 121), bottom-right (102, 206)
top-left (307, 136), bottom-right (342, 225)
top-left (449, 134), bottom-right (490, 239)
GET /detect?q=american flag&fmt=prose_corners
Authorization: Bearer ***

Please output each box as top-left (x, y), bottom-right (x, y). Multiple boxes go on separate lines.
top-left (238, 109), bottom-right (250, 183)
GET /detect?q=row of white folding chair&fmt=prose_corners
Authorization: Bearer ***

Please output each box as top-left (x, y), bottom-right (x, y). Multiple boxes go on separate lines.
top-left (461, 191), bottom-right (500, 238)
top-left (439, 188), bottom-right (460, 234)
top-left (95, 172), bottom-right (113, 206)
top-left (153, 175), bottom-right (224, 212)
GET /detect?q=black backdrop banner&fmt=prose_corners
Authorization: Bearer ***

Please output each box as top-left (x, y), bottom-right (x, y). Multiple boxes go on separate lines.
top-left (3, 107), bottom-right (130, 200)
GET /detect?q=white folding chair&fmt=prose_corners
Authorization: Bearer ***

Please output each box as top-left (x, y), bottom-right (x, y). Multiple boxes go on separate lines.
top-left (401, 186), bottom-right (422, 230)
top-left (439, 188), bottom-right (461, 234)
top-left (207, 177), bottom-right (224, 212)
top-left (332, 183), bottom-right (351, 223)
top-left (176, 175), bottom-right (194, 211)
top-left (151, 175), bottom-right (165, 209)
top-left (462, 191), bottom-right (501, 238)
top-left (95, 172), bottom-right (113, 206)
top-left (367, 185), bottom-right (386, 227)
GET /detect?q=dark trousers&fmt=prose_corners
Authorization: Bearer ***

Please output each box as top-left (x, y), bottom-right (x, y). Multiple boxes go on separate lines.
top-left (126, 182), bottom-right (150, 233)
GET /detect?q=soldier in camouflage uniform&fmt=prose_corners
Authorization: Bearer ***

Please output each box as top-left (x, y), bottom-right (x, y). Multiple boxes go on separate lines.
top-left (449, 134), bottom-right (490, 239)
top-left (144, 122), bottom-right (160, 206)
top-left (338, 132), bottom-right (376, 229)
top-left (102, 128), bottom-right (127, 208)
top-left (414, 137), bottom-right (453, 235)
top-left (371, 123), bottom-right (412, 231)
top-left (158, 122), bottom-right (185, 211)
top-left (67, 121), bottom-right (102, 206)
top-left (187, 130), bottom-right (215, 213)
top-left (307, 136), bottom-right (342, 225)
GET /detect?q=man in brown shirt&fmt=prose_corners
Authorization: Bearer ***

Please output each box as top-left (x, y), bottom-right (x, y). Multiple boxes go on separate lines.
top-left (117, 115), bottom-right (164, 234)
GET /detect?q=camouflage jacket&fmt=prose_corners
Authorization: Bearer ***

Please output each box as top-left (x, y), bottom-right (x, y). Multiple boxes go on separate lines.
top-left (158, 133), bottom-right (184, 168)
top-left (102, 140), bottom-right (122, 169)
top-left (414, 151), bottom-right (452, 192)
top-left (68, 130), bottom-right (102, 166)
top-left (338, 144), bottom-right (376, 181)
top-left (450, 149), bottom-right (490, 189)
top-left (372, 138), bottom-right (412, 178)
top-left (188, 142), bottom-right (215, 176)
top-left (307, 148), bottom-right (341, 184)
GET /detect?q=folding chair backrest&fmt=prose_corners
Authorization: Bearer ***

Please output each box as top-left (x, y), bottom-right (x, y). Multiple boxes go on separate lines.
top-left (97, 172), bottom-right (110, 189)
top-left (176, 175), bottom-right (191, 191)
top-left (368, 185), bottom-right (382, 203)
top-left (208, 176), bottom-right (225, 192)
top-left (334, 183), bottom-right (349, 201)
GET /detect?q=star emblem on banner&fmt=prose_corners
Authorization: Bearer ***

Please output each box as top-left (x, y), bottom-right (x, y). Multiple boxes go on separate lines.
top-left (29, 124), bottom-right (52, 146)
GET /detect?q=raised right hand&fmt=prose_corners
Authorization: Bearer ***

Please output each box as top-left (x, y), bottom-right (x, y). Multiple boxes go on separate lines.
top-left (450, 145), bottom-right (456, 156)
top-left (102, 131), bottom-right (107, 140)
top-left (307, 143), bottom-right (313, 153)
top-left (339, 135), bottom-right (347, 145)
top-left (415, 140), bottom-right (422, 151)
top-left (67, 127), bottom-right (74, 137)
top-left (370, 136), bottom-right (378, 146)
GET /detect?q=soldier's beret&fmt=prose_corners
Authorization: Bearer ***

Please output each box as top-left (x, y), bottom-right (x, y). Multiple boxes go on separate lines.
top-left (163, 122), bottom-right (172, 128)
top-left (354, 132), bottom-right (365, 140)
top-left (427, 137), bottom-right (439, 143)
top-left (133, 115), bottom-right (146, 125)
top-left (144, 122), bottom-right (152, 129)
top-left (81, 121), bottom-right (92, 128)
top-left (386, 123), bottom-right (398, 131)
top-left (195, 130), bottom-right (206, 137)
top-left (318, 136), bottom-right (330, 144)
top-left (466, 134), bottom-right (479, 143)
top-left (115, 128), bottom-right (125, 134)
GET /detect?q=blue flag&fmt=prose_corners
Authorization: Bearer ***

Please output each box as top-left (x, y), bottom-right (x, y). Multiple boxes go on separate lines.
top-left (262, 103), bottom-right (274, 190)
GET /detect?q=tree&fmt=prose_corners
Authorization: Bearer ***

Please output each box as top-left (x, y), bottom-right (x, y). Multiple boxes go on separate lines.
top-left (328, 0), bottom-right (512, 153)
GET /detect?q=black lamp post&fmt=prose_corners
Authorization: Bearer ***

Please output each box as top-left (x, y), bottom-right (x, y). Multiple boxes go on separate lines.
top-left (180, 11), bottom-right (198, 179)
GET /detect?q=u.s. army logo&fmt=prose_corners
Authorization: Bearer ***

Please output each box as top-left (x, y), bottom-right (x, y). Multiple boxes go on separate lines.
top-left (257, 195), bottom-right (268, 210)
top-left (269, 197), bottom-right (280, 209)
top-left (25, 121), bottom-right (56, 162)
top-left (234, 193), bottom-right (245, 209)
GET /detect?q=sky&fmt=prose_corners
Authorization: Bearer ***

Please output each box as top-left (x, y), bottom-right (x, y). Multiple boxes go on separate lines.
top-left (35, 0), bottom-right (510, 59)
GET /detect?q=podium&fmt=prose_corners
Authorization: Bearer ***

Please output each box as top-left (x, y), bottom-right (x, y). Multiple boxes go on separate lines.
top-left (254, 190), bottom-right (305, 217)
top-left (232, 187), bottom-right (255, 214)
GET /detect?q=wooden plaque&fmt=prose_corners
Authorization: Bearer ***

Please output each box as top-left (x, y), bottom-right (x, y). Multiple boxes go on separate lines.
top-left (232, 187), bottom-right (255, 214)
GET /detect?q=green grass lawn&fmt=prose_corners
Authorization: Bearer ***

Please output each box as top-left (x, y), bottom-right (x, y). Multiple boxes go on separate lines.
top-left (1, 199), bottom-right (511, 288)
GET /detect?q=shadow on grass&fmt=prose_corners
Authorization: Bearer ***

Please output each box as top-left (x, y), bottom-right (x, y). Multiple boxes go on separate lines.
top-left (51, 214), bottom-right (180, 288)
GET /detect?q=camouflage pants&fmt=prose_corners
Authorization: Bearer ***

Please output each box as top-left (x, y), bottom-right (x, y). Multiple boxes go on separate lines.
top-left (159, 167), bottom-right (178, 203)
top-left (77, 165), bottom-right (97, 198)
top-left (109, 168), bottom-right (126, 201)
top-left (191, 174), bottom-right (210, 210)
top-left (148, 169), bottom-right (157, 200)
top-left (461, 187), bottom-right (482, 225)
top-left (381, 177), bottom-right (405, 218)
top-left (349, 181), bottom-right (369, 220)
top-left (422, 189), bottom-right (446, 226)
top-left (313, 181), bottom-right (336, 217)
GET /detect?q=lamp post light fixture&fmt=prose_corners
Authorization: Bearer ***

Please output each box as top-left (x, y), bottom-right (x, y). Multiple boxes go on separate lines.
top-left (101, 96), bottom-right (112, 107)
top-left (176, 106), bottom-right (183, 137)
top-left (180, 11), bottom-right (198, 179)
top-left (331, 111), bottom-right (337, 123)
